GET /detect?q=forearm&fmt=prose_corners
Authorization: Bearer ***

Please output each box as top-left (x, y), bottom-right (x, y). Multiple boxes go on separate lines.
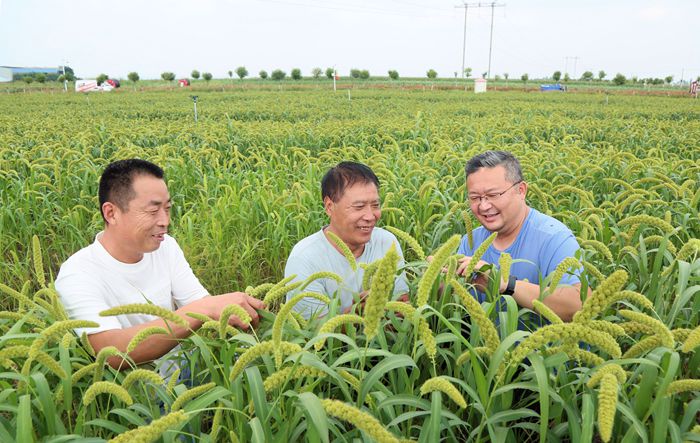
top-left (90, 302), bottom-right (206, 370)
top-left (508, 280), bottom-right (583, 322)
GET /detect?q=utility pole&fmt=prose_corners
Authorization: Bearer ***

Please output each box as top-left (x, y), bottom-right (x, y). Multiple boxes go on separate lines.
top-left (564, 56), bottom-right (579, 78)
top-left (455, 2), bottom-right (505, 80)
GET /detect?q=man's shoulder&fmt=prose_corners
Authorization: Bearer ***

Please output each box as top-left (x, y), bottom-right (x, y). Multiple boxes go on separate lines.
top-left (287, 230), bottom-right (327, 260)
top-left (527, 208), bottom-right (573, 238)
top-left (370, 227), bottom-right (399, 247)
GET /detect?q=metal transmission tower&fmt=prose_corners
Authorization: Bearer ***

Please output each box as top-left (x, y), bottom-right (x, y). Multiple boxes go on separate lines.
top-left (455, 2), bottom-right (505, 79)
top-left (565, 56), bottom-right (579, 79)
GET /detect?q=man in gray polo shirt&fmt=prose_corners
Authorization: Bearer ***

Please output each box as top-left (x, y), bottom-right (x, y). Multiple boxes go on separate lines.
top-left (285, 162), bottom-right (409, 318)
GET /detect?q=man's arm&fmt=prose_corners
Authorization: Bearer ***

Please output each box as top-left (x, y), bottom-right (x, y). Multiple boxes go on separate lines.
top-left (90, 292), bottom-right (264, 370)
top-left (456, 257), bottom-right (587, 322)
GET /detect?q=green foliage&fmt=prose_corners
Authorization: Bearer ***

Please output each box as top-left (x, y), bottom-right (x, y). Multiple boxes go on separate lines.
top-left (581, 71), bottom-right (594, 81)
top-left (325, 67), bottom-right (334, 79)
top-left (359, 69), bottom-right (369, 80)
top-left (553, 71), bottom-right (562, 81)
top-left (259, 70), bottom-right (268, 79)
top-left (388, 70), bottom-right (399, 80)
top-left (350, 68), bottom-right (360, 78)
top-left (613, 73), bottom-right (626, 86)
top-left (202, 72), bottom-right (213, 82)
top-left (598, 70), bottom-right (606, 80)
top-left (564, 72), bottom-right (571, 82)
top-left (161, 72), bottom-right (175, 82)
top-left (127, 72), bottom-right (139, 83)
top-left (35, 73), bottom-right (46, 83)
top-left (664, 75), bottom-right (673, 84)
top-left (311, 67), bottom-right (322, 79)
top-left (271, 69), bottom-right (286, 80)
top-left (521, 73), bottom-right (528, 83)
top-left (236, 66), bottom-right (248, 79)
top-left (191, 70), bottom-right (200, 80)
top-left (228, 70), bottom-right (233, 79)
top-left (96, 73), bottom-right (108, 85)
top-left (291, 68), bottom-right (302, 80)
top-left (22, 76), bottom-right (33, 84)
top-left (426, 69), bottom-right (437, 79)
top-left (464, 67), bottom-right (472, 77)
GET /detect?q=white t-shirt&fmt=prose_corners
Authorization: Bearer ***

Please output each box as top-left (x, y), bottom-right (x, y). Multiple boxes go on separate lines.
top-left (284, 227), bottom-right (409, 318)
top-left (55, 233), bottom-right (209, 337)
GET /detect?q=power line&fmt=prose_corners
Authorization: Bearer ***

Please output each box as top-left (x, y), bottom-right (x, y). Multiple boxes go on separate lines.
top-left (455, 2), bottom-right (505, 79)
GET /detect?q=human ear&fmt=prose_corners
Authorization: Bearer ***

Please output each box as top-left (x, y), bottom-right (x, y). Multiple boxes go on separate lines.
top-left (102, 202), bottom-right (117, 225)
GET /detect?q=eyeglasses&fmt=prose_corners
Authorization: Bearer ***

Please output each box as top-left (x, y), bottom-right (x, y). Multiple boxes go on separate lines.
top-left (467, 180), bottom-right (522, 205)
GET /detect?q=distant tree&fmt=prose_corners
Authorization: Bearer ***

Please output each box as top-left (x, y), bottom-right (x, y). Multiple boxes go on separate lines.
top-left (631, 76), bottom-right (638, 84)
top-left (228, 70), bottom-right (233, 79)
top-left (259, 70), bottom-right (268, 79)
top-left (291, 68), bottom-right (302, 80)
top-left (22, 76), bottom-right (34, 85)
top-left (271, 69), bottom-right (286, 80)
top-left (96, 73), bottom-right (108, 85)
top-left (581, 71), bottom-right (593, 81)
top-left (454, 72), bottom-right (458, 78)
top-left (503, 73), bottom-right (509, 80)
top-left (127, 72), bottom-right (139, 89)
top-left (426, 69), bottom-right (437, 79)
top-left (161, 72), bottom-right (176, 82)
top-left (464, 67), bottom-right (472, 78)
top-left (388, 70), bottom-right (399, 80)
top-left (521, 73), bottom-right (529, 83)
top-left (553, 71), bottom-right (562, 81)
top-left (359, 70), bottom-right (370, 80)
top-left (664, 75), bottom-right (673, 85)
top-left (652, 78), bottom-right (664, 85)
top-left (35, 73), bottom-right (46, 83)
top-left (236, 66), bottom-right (248, 79)
top-left (65, 71), bottom-right (76, 81)
top-left (481, 72), bottom-right (487, 79)
top-left (325, 67), bottom-right (334, 79)
top-left (350, 69), bottom-right (361, 79)
top-left (563, 73), bottom-right (570, 82)
top-left (612, 73), bottom-right (626, 86)
top-left (311, 67), bottom-right (322, 79)
top-left (191, 70), bottom-right (200, 80)
top-left (202, 72), bottom-right (212, 82)
top-left (494, 75), bottom-right (501, 81)
top-left (598, 70), bottom-right (606, 81)
top-left (57, 74), bottom-right (66, 83)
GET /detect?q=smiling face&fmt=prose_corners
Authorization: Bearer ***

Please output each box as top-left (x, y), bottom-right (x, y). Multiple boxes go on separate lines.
top-left (324, 181), bottom-right (381, 257)
top-left (102, 174), bottom-right (171, 263)
top-left (467, 165), bottom-right (528, 239)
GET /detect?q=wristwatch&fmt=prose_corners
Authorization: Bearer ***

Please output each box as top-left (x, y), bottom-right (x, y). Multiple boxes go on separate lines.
top-left (503, 275), bottom-right (517, 295)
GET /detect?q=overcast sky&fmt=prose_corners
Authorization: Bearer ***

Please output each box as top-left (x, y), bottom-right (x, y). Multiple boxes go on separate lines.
top-left (0, 0), bottom-right (697, 81)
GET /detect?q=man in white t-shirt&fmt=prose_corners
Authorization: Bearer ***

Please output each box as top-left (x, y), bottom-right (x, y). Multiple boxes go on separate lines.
top-left (284, 161), bottom-right (409, 318)
top-left (55, 159), bottom-right (264, 369)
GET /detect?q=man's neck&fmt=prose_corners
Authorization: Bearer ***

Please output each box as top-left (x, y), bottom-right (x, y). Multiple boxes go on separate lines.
top-left (493, 206), bottom-right (530, 250)
top-left (98, 230), bottom-right (143, 264)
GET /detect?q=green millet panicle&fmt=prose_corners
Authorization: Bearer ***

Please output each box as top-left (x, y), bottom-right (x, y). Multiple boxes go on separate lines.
top-left (546, 257), bottom-right (582, 292)
top-left (321, 399), bottom-right (400, 443)
top-left (582, 261), bottom-right (605, 283)
top-left (622, 335), bottom-right (663, 359)
top-left (171, 382), bottom-right (216, 411)
top-left (665, 379), bottom-right (700, 396)
top-left (580, 240), bottom-right (613, 263)
top-left (385, 226), bottom-right (426, 260)
top-left (263, 280), bottom-right (303, 306)
top-left (315, 314), bottom-right (363, 351)
top-left (100, 304), bottom-right (189, 328)
top-left (364, 244), bottom-right (400, 340)
top-left (274, 292), bottom-right (329, 365)
top-left (299, 271), bottom-right (343, 291)
top-left (325, 230), bottom-right (358, 271)
top-left (338, 370), bottom-right (374, 406)
top-left (681, 325), bottom-right (700, 353)
top-left (450, 279), bottom-right (500, 352)
top-left (543, 345), bottom-right (605, 367)
top-left (415, 235), bottom-right (461, 307)
top-left (587, 320), bottom-right (626, 338)
top-left (420, 376), bottom-right (467, 408)
top-left (595, 373), bottom-right (619, 443)
top-left (532, 300), bottom-right (563, 325)
top-left (619, 310), bottom-right (673, 348)
top-left (573, 270), bottom-right (628, 323)
top-left (93, 346), bottom-right (121, 382)
top-left (29, 319), bottom-right (99, 357)
top-left (32, 235), bottom-right (46, 288)
top-left (461, 232), bottom-right (498, 285)
top-left (122, 368), bottom-right (164, 390)
top-left (219, 304), bottom-right (253, 337)
top-left (263, 366), bottom-right (325, 393)
top-left (498, 252), bottom-right (513, 284)
top-left (618, 214), bottom-right (674, 235)
top-left (671, 328), bottom-right (692, 343)
top-left (247, 282), bottom-right (275, 299)
top-left (127, 327), bottom-right (170, 353)
top-left (462, 210), bottom-right (474, 250)
top-left (83, 381), bottom-right (134, 406)
top-left (587, 363), bottom-right (627, 387)
top-left (361, 260), bottom-right (381, 291)
top-left (456, 347), bottom-right (490, 366)
top-left (107, 410), bottom-right (188, 443)
top-left (166, 368), bottom-right (181, 393)
top-left (229, 341), bottom-right (302, 381)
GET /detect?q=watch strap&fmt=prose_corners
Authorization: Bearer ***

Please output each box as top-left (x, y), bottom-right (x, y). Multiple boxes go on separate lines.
top-left (503, 275), bottom-right (517, 295)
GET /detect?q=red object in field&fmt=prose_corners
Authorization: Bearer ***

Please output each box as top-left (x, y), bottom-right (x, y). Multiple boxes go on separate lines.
top-left (178, 79), bottom-right (190, 87)
top-left (334, 73), bottom-right (340, 80)
top-left (105, 79), bottom-right (120, 88)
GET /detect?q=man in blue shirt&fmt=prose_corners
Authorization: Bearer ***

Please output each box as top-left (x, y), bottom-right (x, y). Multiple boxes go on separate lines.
top-left (456, 151), bottom-right (585, 321)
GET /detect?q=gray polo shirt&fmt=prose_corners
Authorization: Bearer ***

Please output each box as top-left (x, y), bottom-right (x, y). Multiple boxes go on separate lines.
top-left (284, 227), bottom-right (410, 318)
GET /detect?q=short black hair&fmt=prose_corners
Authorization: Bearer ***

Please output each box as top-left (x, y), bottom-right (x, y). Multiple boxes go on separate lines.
top-left (321, 161), bottom-right (380, 202)
top-left (465, 150), bottom-right (524, 183)
top-left (98, 159), bottom-right (164, 221)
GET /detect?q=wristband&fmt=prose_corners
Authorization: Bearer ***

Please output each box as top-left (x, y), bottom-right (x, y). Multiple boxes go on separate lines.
top-left (503, 275), bottom-right (517, 295)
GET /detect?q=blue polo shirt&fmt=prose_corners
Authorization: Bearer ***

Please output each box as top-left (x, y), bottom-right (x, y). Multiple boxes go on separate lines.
top-left (457, 208), bottom-right (582, 303)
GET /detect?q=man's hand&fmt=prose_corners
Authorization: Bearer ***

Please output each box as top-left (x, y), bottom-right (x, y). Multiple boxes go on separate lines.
top-left (456, 256), bottom-right (496, 291)
top-left (192, 292), bottom-right (266, 329)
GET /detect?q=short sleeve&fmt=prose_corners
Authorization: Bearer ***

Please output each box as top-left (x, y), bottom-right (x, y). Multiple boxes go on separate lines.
top-left (55, 271), bottom-right (122, 336)
top-left (391, 239), bottom-right (410, 296)
top-left (284, 253), bottom-right (331, 319)
top-left (541, 231), bottom-right (582, 285)
top-left (168, 238), bottom-right (208, 308)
